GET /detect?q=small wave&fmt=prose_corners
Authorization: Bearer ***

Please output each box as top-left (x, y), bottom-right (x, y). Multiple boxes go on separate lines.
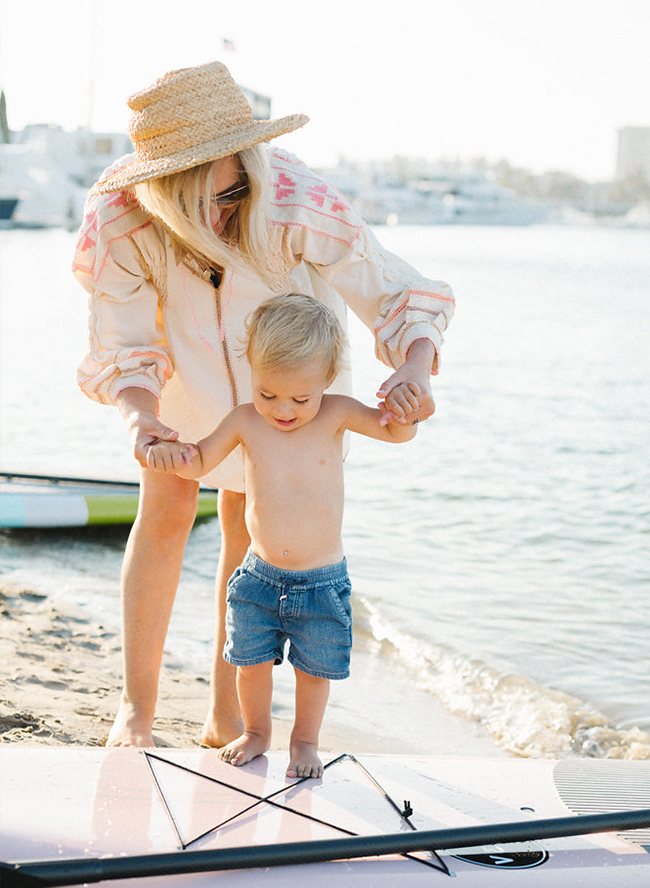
top-left (355, 597), bottom-right (650, 761)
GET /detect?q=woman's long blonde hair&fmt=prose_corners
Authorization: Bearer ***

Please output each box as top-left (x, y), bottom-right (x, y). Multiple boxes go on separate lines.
top-left (134, 145), bottom-right (286, 286)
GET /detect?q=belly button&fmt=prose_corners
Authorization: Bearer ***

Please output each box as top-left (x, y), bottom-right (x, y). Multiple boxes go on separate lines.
top-left (282, 550), bottom-right (289, 557)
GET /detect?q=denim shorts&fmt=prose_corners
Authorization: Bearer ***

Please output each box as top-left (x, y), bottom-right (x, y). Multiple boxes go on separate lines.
top-left (224, 550), bottom-right (352, 680)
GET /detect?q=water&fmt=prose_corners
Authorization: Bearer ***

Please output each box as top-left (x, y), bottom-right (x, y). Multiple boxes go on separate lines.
top-left (1, 223), bottom-right (649, 759)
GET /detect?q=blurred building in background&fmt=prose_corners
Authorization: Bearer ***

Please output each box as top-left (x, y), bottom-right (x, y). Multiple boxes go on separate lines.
top-left (616, 127), bottom-right (650, 183)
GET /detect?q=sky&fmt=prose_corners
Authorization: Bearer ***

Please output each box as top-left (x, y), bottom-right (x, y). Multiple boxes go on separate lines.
top-left (0, 0), bottom-right (648, 181)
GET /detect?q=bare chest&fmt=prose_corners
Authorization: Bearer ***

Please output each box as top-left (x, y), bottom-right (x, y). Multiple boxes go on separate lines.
top-left (242, 424), bottom-right (344, 496)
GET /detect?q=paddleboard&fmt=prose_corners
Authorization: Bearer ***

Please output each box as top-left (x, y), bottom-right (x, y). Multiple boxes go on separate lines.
top-left (1, 748), bottom-right (649, 886)
top-left (0, 473), bottom-right (219, 528)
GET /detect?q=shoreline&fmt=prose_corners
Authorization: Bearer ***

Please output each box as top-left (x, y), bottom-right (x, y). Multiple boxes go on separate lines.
top-left (0, 581), bottom-right (504, 757)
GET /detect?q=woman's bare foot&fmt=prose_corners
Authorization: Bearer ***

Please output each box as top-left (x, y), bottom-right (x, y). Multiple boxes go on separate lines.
top-left (218, 730), bottom-right (270, 767)
top-left (201, 708), bottom-right (244, 748)
top-left (106, 698), bottom-right (155, 747)
top-left (286, 740), bottom-right (323, 779)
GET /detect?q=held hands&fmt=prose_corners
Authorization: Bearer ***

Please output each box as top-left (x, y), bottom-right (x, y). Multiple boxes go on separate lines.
top-left (116, 389), bottom-right (198, 474)
top-left (376, 371), bottom-right (435, 426)
top-left (117, 391), bottom-right (184, 469)
top-left (146, 440), bottom-right (199, 473)
top-left (123, 407), bottom-right (197, 473)
top-left (126, 410), bottom-right (181, 467)
top-left (377, 380), bottom-right (423, 425)
top-left (376, 338), bottom-right (437, 426)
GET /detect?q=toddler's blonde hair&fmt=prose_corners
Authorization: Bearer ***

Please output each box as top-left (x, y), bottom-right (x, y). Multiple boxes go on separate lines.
top-left (245, 294), bottom-right (347, 381)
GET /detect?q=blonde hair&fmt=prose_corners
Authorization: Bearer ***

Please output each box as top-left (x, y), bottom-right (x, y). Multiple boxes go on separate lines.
top-left (134, 145), bottom-right (286, 286)
top-left (245, 294), bottom-right (347, 381)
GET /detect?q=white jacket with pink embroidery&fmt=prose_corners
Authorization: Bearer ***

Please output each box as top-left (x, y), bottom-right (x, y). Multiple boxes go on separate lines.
top-left (72, 148), bottom-right (455, 491)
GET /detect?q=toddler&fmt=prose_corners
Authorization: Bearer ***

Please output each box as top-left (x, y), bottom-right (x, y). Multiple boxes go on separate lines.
top-left (148, 294), bottom-right (419, 778)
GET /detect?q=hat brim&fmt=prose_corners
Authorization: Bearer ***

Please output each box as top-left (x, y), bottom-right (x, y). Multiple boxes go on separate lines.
top-left (94, 113), bottom-right (309, 193)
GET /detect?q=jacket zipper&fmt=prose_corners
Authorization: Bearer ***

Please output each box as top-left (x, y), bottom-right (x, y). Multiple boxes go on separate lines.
top-left (214, 276), bottom-right (239, 408)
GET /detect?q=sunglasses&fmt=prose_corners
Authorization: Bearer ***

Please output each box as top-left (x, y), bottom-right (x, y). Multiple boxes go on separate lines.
top-left (199, 179), bottom-right (251, 211)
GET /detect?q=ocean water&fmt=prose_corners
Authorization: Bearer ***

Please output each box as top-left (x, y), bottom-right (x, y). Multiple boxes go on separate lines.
top-left (1, 223), bottom-right (649, 759)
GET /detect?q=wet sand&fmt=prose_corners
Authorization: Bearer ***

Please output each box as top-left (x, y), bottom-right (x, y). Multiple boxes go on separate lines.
top-left (0, 581), bottom-right (504, 757)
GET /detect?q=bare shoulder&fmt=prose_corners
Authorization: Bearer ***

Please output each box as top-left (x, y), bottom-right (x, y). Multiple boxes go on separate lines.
top-left (233, 402), bottom-right (257, 420)
top-left (227, 402), bottom-right (260, 436)
top-left (202, 403), bottom-right (253, 444)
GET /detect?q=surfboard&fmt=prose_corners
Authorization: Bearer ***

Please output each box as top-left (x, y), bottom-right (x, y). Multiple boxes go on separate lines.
top-left (0, 473), bottom-right (219, 528)
top-left (1, 748), bottom-right (649, 886)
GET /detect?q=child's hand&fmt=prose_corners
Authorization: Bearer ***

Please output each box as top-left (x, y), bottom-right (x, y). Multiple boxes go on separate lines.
top-left (377, 342), bottom-right (436, 426)
top-left (378, 381), bottom-right (421, 426)
top-left (146, 441), bottom-right (198, 473)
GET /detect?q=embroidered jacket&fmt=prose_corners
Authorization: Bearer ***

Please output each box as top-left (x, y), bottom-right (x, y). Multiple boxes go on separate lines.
top-left (72, 148), bottom-right (455, 491)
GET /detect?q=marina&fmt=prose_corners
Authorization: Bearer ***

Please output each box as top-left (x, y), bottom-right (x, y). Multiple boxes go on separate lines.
top-left (1, 121), bottom-right (648, 231)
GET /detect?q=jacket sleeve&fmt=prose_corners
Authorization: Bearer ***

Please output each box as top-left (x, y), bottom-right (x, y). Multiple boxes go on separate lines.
top-left (72, 188), bottom-right (173, 406)
top-left (269, 151), bottom-right (455, 373)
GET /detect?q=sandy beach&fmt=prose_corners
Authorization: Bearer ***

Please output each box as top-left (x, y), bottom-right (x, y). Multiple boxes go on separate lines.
top-left (0, 582), bottom-right (207, 749)
top-left (0, 580), bottom-right (504, 757)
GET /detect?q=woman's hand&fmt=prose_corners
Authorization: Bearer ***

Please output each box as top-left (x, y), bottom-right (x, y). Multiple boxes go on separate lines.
top-left (116, 388), bottom-right (180, 467)
top-left (376, 338), bottom-right (437, 426)
top-left (129, 413), bottom-right (181, 467)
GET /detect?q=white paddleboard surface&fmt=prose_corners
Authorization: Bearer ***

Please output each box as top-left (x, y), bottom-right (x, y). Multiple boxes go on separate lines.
top-left (0, 473), bottom-right (218, 527)
top-left (1, 748), bottom-right (649, 885)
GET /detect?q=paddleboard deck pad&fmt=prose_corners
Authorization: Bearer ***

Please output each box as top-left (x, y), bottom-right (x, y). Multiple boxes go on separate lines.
top-left (0, 473), bottom-right (218, 527)
top-left (1, 748), bottom-right (649, 885)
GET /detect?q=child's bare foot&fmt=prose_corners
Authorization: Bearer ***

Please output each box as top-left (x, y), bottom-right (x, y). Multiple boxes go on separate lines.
top-left (106, 699), bottom-right (155, 747)
top-left (286, 740), bottom-right (323, 779)
top-left (201, 708), bottom-right (244, 749)
top-left (218, 731), bottom-right (270, 767)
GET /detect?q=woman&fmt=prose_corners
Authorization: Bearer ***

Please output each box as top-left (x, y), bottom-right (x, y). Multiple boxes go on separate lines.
top-left (73, 60), bottom-right (455, 748)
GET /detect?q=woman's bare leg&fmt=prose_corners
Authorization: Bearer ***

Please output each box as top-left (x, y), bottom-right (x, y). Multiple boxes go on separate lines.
top-left (201, 489), bottom-right (250, 747)
top-left (287, 669), bottom-right (330, 778)
top-left (218, 662), bottom-right (274, 766)
top-left (107, 468), bottom-right (199, 747)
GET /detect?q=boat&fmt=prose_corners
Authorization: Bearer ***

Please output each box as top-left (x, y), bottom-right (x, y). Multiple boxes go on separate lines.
top-left (1, 747), bottom-right (648, 885)
top-left (0, 472), bottom-right (218, 528)
top-left (0, 125), bottom-right (133, 228)
top-left (440, 176), bottom-right (550, 225)
top-left (321, 164), bottom-right (551, 226)
top-left (0, 196), bottom-right (19, 225)
top-left (0, 77), bottom-right (271, 230)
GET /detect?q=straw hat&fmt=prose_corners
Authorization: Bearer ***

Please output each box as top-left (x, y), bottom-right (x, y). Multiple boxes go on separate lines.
top-left (94, 61), bottom-right (309, 193)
